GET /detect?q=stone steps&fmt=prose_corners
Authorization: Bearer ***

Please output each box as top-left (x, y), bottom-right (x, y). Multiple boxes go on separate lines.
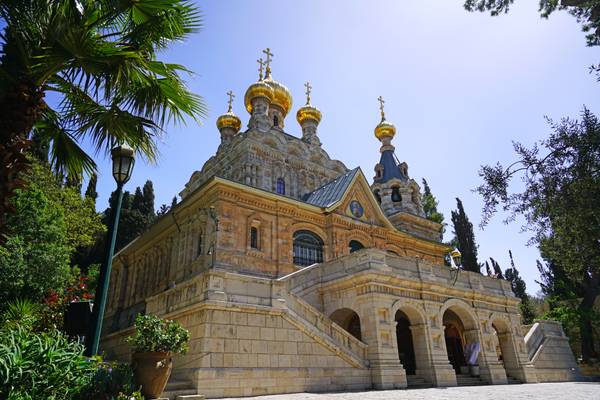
top-left (406, 375), bottom-right (431, 389)
top-left (157, 379), bottom-right (205, 400)
top-left (506, 376), bottom-right (522, 385)
top-left (456, 374), bottom-right (486, 386)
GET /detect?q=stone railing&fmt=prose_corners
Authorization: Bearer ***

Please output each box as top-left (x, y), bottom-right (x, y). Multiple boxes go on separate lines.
top-left (524, 320), bottom-right (567, 361)
top-left (275, 284), bottom-right (368, 364)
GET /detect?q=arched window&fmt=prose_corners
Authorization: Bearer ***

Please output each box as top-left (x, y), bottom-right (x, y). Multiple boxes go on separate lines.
top-left (391, 186), bottom-right (402, 203)
top-left (250, 227), bottom-right (259, 249)
top-left (349, 240), bottom-right (364, 253)
top-left (293, 230), bottom-right (324, 266)
top-left (276, 178), bottom-right (285, 195)
top-left (197, 231), bottom-right (203, 256)
top-left (373, 189), bottom-right (381, 204)
top-left (273, 115), bottom-right (279, 127)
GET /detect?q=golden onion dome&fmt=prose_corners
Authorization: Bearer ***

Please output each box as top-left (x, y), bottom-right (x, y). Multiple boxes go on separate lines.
top-left (296, 104), bottom-right (322, 125)
top-left (264, 77), bottom-right (292, 116)
top-left (244, 80), bottom-right (275, 113)
top-left (216, 111), bottom-right (241, 132)
top-left (374, 119), bottom-right (396, 140)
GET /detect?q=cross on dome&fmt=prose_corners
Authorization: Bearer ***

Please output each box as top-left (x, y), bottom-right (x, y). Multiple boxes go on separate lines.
top-left (257, 58), bottom-right (265, 80)
top-left (304, 82), bottom-right (312, 105)
top-left (377, 96), bottom-right (386, 120)
top-left (262, 48), bottom-right (273, 78)
top-left (226, 90), bottom-right (235, 112)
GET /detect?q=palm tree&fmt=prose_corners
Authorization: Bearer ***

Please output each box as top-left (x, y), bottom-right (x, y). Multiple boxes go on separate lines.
top-left (0, 0), bottom-right (206, 235)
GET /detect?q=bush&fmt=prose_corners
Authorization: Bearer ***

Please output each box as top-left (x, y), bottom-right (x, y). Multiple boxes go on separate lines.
top-left (86, 362), bottom-right (143, 400)
top-left (0, 327), bottom-right (96, 399)
top-left (126, 314), bottom-right (190, 355)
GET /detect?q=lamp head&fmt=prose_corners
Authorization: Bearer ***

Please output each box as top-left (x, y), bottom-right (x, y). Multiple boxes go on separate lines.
top-left (450, 248), bottom-right (462, 269)
top-left (111, 144), bottom-right (135, 185)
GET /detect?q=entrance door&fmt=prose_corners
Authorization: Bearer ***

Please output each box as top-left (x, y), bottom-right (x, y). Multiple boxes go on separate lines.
top-left (445, 325), bottom-right (465, 373)
top-left (396, 316), bottom-right (416, 375)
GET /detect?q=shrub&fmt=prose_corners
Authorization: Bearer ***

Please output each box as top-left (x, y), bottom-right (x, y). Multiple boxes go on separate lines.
top-left (86, 362), bottom-right (143, 400)
top-left (0, 327), bottom-right (96, 399)
top-left (126, 314), bottom-right (190, 354)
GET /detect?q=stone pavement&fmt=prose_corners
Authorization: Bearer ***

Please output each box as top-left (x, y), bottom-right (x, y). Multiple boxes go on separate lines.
top-left (218, 382), bottom-right (600, 400)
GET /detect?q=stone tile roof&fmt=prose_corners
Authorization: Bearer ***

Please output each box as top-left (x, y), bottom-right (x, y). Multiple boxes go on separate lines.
top-left (302, 168), bottom-right (360, 208)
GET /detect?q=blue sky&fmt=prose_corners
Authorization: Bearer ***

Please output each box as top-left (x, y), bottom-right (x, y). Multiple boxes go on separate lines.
top-left (86, 0), bottom-right (599, 295)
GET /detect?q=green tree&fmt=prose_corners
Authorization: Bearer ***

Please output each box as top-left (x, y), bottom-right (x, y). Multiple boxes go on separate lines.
top-left (421, 179), bottom-right (446, 239)
top-left (0, 0), bottom-right (206, 236)
top-left (505, 250), bottom-right (537, 324)
top-left (84, 173), bottom-right (98, 204)
top-left (490, 257), bottom-right (504, 279)
top-left (451, 197), bottom-right (481, 273)
top-left (476, 107), bottom-right (600, 361)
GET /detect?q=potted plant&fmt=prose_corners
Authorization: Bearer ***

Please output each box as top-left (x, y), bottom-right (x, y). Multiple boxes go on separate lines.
top-left (126, 314), bottom-right (190, 399)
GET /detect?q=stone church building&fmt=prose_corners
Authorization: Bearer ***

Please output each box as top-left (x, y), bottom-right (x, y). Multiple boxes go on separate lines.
top-left (102, 51), bottom-right (579, 398)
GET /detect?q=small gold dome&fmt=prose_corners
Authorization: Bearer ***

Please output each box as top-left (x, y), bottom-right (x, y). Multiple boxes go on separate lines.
top-left (296, 105), bottom-right (322, 125)
top-left (374, 119), bottom-right (396, 140)
top-left (264, 77), bottom-right (292, 116)
top-left (216, 111), bottom-right (241, 132)
top-left (244, 80), bottom-right (275, 113)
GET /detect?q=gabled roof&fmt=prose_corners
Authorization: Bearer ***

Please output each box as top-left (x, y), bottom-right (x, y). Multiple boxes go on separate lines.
top-left (302, 168), bottom-right (360, 208)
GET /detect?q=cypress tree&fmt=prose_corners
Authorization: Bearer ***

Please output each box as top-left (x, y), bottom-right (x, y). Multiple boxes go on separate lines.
top-left (84, 173), bottom-right (98, 204)
top-left (421, 179), bottom-right (445, 240)
top-left (450, 197), bottom-right (480, 273)
top-left (171, 196), bottom-right (178, 208)
top-left (140, 180), bottom-right (156, 217)
top-left (505, 250), bottom-right (536, 324)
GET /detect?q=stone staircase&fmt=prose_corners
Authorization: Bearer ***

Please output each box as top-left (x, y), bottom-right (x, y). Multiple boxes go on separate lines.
top-left (506, 376), bottom-right (522, 385)
top-left (456, 374), bottom-right (486, 386)
top-left (406, 375), bottom-right (431, 388)
top-left (158, 379), bottom-right (204, 400)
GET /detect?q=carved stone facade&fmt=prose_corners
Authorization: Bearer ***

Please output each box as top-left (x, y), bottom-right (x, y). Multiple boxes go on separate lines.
top-left (101, 54), bottom-right (579, 398)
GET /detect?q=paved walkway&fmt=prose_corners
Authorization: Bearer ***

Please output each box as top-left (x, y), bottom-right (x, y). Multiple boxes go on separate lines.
top-left (220, 382), bottom-right (600, 400)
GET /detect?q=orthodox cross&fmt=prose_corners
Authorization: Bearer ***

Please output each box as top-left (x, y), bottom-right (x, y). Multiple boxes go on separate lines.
top-left (377, 95), bottom-right (385, 120)
top-left (226, 90), bottom-right (235, 112)
top-left (263, 47), bottom-right (273, 77)
top-left (257, 58), bottom-right (265, 80)
top-left (304, 82), bottom-right (312, 105)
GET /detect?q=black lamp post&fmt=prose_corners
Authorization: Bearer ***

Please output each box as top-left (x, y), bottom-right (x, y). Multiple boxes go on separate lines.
top-left (86, 144), bottom-right (135, 356)
top-left (449, 248), bottom-right (462, 286)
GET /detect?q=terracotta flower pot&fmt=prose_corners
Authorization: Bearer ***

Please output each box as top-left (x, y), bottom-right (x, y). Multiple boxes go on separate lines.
top-left (132, 351), bottom-right (173, 399)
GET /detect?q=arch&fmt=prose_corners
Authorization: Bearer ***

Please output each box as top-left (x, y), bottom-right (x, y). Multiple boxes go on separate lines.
top-left (349, 240), bottom-right (364, 253)
top-left (293, 230), bottom-right (324, 267)
top-left (395, 310), bottom-right (417, 375)
top-left (330, 308), bottom-right (362, 341)
top-left (391, 186), bottom-right (402, 202)
top-left (373, 189), bottom-right (381, 204)
top-left (439, 298), bottom-right (478, 330)
top-left (491, 317), bottom-right (521, 379)
top-left (346, 230), bottom-right (372, 249)
top-left (441, 299), bottom-right (480, 374)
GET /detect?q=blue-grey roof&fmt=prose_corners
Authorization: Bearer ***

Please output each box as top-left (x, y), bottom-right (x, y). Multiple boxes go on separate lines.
top-left (302, 168), bottom-right (360, 208)
top-left (373, 150), bottom-right (407, 184)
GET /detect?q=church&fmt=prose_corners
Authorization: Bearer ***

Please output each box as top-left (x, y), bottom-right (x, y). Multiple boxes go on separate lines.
top-left (101, 49), bottom-right (579, 398)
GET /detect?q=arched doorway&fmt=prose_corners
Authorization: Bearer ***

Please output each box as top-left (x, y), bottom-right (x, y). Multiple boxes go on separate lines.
top-left (349, 240), bottom-right (364, 253)
top-left (443, 309), bottom-right (467, 373)
top-left (395, 310), bottom-right (416, 375)
top-left (330, 308), bottom-right (362, 341)
top-left (492, 319), bottom-right (520, 379)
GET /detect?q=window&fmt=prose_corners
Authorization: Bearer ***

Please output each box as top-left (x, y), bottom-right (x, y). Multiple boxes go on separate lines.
top-left (273, 115), bottom-right (279, 127)
top-left (349, 240), bottom-right (364, 253)
top-left (250, 227), bottom-right (259, 249)
top-left (293, 230), bottom-right (324, 266)
top-left (276, 178), bottom-right (285, 195)
top-left (391, 187), bottom-right (402, 203)
top-left (373, 189), bottom-right (381, 204)
top-left (197, 231), bottom-right (203, 256)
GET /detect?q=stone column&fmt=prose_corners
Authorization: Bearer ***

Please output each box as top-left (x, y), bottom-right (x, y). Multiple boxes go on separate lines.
top-left (358, 298), bottom-right (406, 389)
top-left (425, 310), bottom-right (457, 386)
top-left (409, 323), bottom-right (436, 384)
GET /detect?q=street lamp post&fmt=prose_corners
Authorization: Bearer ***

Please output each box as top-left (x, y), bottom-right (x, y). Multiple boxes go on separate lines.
top-left (449, 248), bottom-right (462, 286)
top-left (86, 144), bottom-right (135, 356)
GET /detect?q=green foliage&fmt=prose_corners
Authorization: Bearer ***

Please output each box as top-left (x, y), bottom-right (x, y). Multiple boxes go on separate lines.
top-left (0, 299), bottom-right (42, 332)
top-left (0, 161), bottom-right (105, 307)
top-left (450, 197), bottom-right (480, 273)
top-left (505, 251), bottom-right (537, 324)
top-left (86, 362), bottom-right (143, 400)
top-left (127, 314), bottom-right (190, 355)
top-left (85, 173), bottom-right (99, 204)
top-left (476, 107), bottom-right (600, 360)
top-left (0, 327), bottom-right (97, 399)
top-left (421, 179), bottom-right (446, 238)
